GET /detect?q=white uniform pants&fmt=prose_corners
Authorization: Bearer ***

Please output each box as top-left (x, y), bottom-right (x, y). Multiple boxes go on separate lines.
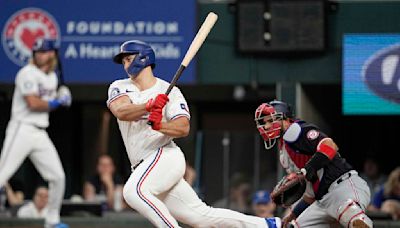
top-left (0, 121), bottom-right (65, 225)
top-left (123, 146), bottom-right (271, 228)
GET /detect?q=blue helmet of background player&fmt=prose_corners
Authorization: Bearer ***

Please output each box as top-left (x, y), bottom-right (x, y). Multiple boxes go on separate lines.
top-left (255, 100), bottom-right (294, 149)
top-left (113, 40), bottom-right (156, 76)
top-left (31, 38), bottom-right (59, 70)
top-left (252, 190), bottom-right (271, 205)
top-left (32, 38), bottom-right (58, 53)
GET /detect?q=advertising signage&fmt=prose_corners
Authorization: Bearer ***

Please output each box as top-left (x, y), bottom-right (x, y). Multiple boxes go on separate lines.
top-left (0, 1), bottom-right (196, 84)
top-left (343, 34), bottom-right (400, 115)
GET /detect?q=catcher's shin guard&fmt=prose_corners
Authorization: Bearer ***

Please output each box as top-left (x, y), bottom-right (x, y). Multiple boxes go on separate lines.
top-left (337, 199), bottom-right (373, 228)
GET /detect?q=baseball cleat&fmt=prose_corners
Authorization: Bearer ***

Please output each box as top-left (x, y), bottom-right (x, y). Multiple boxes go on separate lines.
top-left (45, 223), bottom-right (69, 228)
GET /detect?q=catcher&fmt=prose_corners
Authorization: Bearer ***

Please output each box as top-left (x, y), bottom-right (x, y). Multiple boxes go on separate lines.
top-left (255, 100), bottom-right (373, 228)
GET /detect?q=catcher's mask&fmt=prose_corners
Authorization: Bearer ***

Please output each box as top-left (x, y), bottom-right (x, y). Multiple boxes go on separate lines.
top-left (113, 40), bottom-right (155, 77)
top-left (255, 101), bottom-right (293, 149)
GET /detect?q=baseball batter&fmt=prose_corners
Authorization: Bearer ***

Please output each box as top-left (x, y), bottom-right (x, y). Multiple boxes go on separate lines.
top-left (107, 40), bottom-right (282, 228)
top-left (0, 38), bottom-right (71, 228)
top-left (255, 100), bottom-right (373, 228)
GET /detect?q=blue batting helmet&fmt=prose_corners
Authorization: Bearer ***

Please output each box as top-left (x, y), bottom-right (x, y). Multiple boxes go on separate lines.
top-left (113, 40), bottom-right (155, 76)
top-left (32, 38), bottom-right (58, 52)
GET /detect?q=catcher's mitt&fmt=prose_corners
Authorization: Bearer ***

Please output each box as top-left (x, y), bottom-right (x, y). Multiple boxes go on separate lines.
top-left (271, 172), bottom-right (306, 207)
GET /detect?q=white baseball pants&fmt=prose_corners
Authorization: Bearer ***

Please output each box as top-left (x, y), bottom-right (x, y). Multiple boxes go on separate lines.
top-left (123, 146), bottom-right (273, 228)
top-left (0, 121), bottom-right (65, 225)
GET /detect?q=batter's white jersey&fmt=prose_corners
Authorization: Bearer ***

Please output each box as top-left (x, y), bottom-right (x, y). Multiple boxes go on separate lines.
top-left (107, 78), bottom-right (190, 166)
top-left (11, 64), bottom-right (58, 128)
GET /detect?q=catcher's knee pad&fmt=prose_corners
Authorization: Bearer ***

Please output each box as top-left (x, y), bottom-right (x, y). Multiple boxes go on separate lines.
top-left (336, 199), bottom-right (373, 228)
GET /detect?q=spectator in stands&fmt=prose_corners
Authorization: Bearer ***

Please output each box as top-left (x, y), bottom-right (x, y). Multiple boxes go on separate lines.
top-left (183, 161), bottom-right (197, 187)
top-left (17, 186), bottom-right (48, 218)
top-left (251, 190), bottom-right (276, 218)
top-left (360, 157), bottom-right (387, 201)
top-left (4, 178), bottom-right (25, 208)
top-left (213, 173), bottom-right (252, 214)
top-left (83, 154), bottom-right (124, 211)
top-left (368, 167), bottom-right (400, 220)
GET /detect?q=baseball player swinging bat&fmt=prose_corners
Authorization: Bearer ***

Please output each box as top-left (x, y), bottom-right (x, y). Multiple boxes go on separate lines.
top-left (148, 12), bottom-right (218, 126)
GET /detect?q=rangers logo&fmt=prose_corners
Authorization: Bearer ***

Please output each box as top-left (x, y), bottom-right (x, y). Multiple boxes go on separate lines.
top-left (110, 87), bottom-right (121, 99)
top-left (2, 8), bottom-right (60, 66)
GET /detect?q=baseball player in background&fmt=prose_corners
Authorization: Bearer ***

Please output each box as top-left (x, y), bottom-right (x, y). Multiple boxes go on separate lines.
top-left (0, 38), bottom-right (71, 228)
top-left (107, 40), bottom-right (282, 228)
top-left (255, 100), bottom-right (373, 228)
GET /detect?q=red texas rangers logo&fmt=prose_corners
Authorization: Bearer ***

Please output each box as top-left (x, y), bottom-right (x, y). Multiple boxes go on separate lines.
top-left (2, 8), bottom-right (60, 66)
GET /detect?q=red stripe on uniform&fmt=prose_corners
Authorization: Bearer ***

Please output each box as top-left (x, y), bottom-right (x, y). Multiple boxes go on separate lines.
top-left (348, 178), bottom-right (360, 202)
top-left (347, 211), bottom-right (365, 228)
top-left (312, 179), bottom-right (320, 193)
top-left (338, 201), bottom-right (355, 222)
top-left (284, 144), bottom-right (312, 169)
top-left (170, 114), bottom-right (190, 120)
top-left (137, 148), bottom-right (175, 227)
top-left (107, 94), bottom-right (129, 107)
top-left (294, 219), bottom-right (300, 228)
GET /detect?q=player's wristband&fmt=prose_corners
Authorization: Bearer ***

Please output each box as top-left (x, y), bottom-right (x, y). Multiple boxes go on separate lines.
top-left (48, 99), bottom-right (61, 110)
top-left (317, 143), bottom-right (336, 160)
top-left (292, 199), bottom-right (310, 217)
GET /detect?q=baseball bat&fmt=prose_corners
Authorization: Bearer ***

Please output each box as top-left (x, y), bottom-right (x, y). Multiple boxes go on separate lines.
top-left (57, 54), bottom-right (65, 86)
top-left (148, 12), bottom-right (218, 126)
top-left (165, 12), bottom-right (218, 95)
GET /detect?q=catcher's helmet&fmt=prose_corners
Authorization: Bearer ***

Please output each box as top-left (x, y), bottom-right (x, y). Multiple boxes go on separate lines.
top-left (255, 100), bottom-right (294, 149)
top-left (113, 40), bottom-right (155, 76)
top-left (269, 100), bottom-right (294, 119)
top-left (32, 38), bottom-right (58, 53)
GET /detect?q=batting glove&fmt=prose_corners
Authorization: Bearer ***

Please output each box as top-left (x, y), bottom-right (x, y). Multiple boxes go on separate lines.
top-left (58, 95), bottom-right (72, 107)
top-left (146, 94), bottom-right (168, 112)
top-left (148, 108), bottom-right (163, 130)
top-left (57, 85), bottom-right (72, 107)
top-left (153, 94), bottom-right (169, 109)
top-left (145, 98), bottom-right (154, 112)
